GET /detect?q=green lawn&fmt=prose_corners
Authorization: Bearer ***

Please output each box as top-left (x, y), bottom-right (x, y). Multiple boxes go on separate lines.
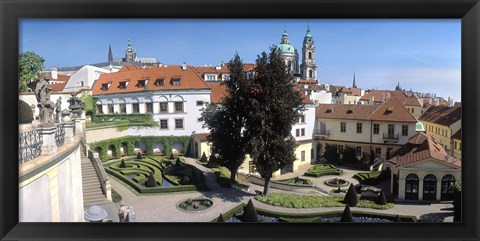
top-left (304, 164), bottom-right (343, 177)
top-left (255, 193), bottom-right (394, 209)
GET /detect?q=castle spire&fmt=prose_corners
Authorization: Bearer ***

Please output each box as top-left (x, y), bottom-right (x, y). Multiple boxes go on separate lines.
top-left (108, 44), bottom-right (113, 64)
top-left (352, 72), bottom-right (357, 88)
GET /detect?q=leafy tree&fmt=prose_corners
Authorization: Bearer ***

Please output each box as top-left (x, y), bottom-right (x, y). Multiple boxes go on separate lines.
top-left (344, 183), bottom-right (359, 207)
top-left (245, 47), bottom-right (303, 195)
top-left (342, 147), bottom-right (358, 164)
top-left (377, 190), bottom-right (387, 205)
top-left (201, 53), bottom-right (251, 183)
top-left (323, 144), bottom-right (340, 164)
top-left (340, 204), bottom-right (353, 222)
top-left (19, 51), bottom-right (45, 92)
top-left (242, 199), bottom-right (259, 222)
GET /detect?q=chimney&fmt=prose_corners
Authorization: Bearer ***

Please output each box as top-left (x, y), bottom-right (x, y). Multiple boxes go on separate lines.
top-left (181, 62), bottom-right (187, 71)
top-left (381, 93), bottom-right (385, 102)
top-left (51, 68), bottom-right (58, 80)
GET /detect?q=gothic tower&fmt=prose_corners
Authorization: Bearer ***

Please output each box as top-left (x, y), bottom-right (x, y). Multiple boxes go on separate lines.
top-left (352, 72), bottom-right (357, 88)
top-left (300, 24), bottom-right (317, 80)
top-left (108, 44), bottom-right (113, 65)
top-left (125, 39), bottom-right (136, 63)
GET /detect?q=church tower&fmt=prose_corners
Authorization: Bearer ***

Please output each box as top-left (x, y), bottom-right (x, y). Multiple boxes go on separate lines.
top-left (125, 39), bottom-right (136, 63)
top-left (300, 24), bottom-right (317, 80)
top-left (277, 29), bottom-right (299, 75)
top-left (108, 44), bottom-right (113, 65)
top-left (352, 72), bottom-right (357, 88)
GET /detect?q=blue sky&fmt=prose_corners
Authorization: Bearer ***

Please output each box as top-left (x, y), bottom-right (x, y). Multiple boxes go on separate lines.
top-left (20, 19), bottom-right (461, 101)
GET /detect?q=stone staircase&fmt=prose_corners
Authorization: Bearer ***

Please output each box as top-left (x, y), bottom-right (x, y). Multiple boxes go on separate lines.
top-left (81, 150), bottom-right (110, 207)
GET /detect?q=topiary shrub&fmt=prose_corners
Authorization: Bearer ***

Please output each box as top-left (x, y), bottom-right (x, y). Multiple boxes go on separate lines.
top-left (242, 199), bottom-right (258, 222)
top-left (145, 172), bottom-right (157, 187)
top-left (344, 184), bottom-right (358, 207)
top-left (136, 152), bottom-right (143, 160)
top-left (207, 153), bottom-right (218, 168)
top-left (169, 153), bottom-right (175, 160)
top-left (200, 152), bottom-right (207, 163)
top-left (181, 175), bottom-right (191, 185)
top-left (175, 158), bottom-right (182, 166)
top-left (217, 213), bottom-right (225, 222)
top-left (377, 190), bottom-right (387, 205)
top-left (19, 100), bottom-right (34, 124)
top-left (119, 159), bottom-right (126, 168)
top-left (340, 204), bottom-right (353, 222)
top-left (395, 214), bottom-right (401, 222)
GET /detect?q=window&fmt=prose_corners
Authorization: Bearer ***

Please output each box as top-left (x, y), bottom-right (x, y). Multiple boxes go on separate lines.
top-left (205, 74), bottom-right (216, 81)
top-left (154, 79), bottom-right (165, 87)
top-left (107, 104), bottom-right (114, 113)
top-left (301, 128), bottom-right (305, 136)
top-left (159, 102), bottom-right (168, 113)
top-left (402, 125), bottom-right (409, 136)
top-left (119, 103), bottom-right (126, 113)
top-left (298, 115), bottom-right (305, 123)
top-left (137, 80), bottom-right (146, 88)
top-left (454, 141), bottom-right (457, 149)
top-left (356, 146), bottom-right (362, 156)
top-left (309, 69), bottom-right (313, 78)
top-left (308, 51), bottom-right (312, 59)
top-left (296, 129), bottom-right (300, 137)
top-left (373, 124), bottom-right (379, 134)
top-left (118, 81), bottom-right (128, 89)
top-left (175, 119), bottom-right (184, 129)
top-left (96, 104), bottom-right (103, 114)
top-left (311, 149), bottom-right (314, 160)
top-left (460, 142), bottom-right (462, 150)
top-left (356, 123), bottom-right (362, 134)
top-left (301, 151), bottom-right (305, 162)
top-left (222, 74), bottom-right (230, 81)
top-left (101, 84), bottom-right (109, 91)
top-left (174, 102), bottom-right (184, 112)
top-left (145, 103), bottom-right (153, 113)
top-left (132, 103), bottom-right (139, 113)
top-left (160, 119), bottom-right (168, 130)
top-left (338, 145), bottom-right (344, 154)
top-left (340, 122), bottom-right (346, 132)
top-left (375, 147), bottom-right (381, 156)
top-left (197, 117), bottom-right (204, 122)
top-left (196, 101), bottom-right (204, 106)
top-left (411, 108), bottom-right (414, 114)
top-left (172, 78), bottom-right (181, 86)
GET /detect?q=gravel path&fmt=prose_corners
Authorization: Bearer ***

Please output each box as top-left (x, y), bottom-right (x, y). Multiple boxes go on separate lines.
top-left (109, 158), bottom-right (454, 222)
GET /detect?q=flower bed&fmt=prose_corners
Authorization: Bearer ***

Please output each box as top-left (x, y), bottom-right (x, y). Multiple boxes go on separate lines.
top-left (304, 164), bottom-right (343, 177)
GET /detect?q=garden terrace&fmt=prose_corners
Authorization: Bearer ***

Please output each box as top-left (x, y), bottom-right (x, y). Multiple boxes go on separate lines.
top-left (304, 164), bottom-right (343, 177)
top-left (104, 156), bottom-right (206, 194)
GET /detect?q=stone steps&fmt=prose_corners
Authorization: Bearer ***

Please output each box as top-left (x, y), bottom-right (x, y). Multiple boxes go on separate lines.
top-left (81, 156), bottom-right (108, 207)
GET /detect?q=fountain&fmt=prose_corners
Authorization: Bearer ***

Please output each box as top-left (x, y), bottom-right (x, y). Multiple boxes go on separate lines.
top-left (324, 177), bottom-right (350, 187)
top-left (177, 198), bottom-right (213, 212)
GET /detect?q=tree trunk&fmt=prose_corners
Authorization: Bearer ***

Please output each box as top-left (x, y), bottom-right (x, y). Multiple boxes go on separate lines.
top-left (229, 167), bottom-right (237, 183)
top-left (263, 177), bottom-right (270, 195)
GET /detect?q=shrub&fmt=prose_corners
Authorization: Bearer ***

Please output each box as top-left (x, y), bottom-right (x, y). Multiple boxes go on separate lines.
top-left (340, 204), bottom-right (353, 222)
top-left (395, 214), bottom-right (401, 222)
top-left (200, 152), bottom-right (208, 163)
top-left (169, 153), bottom-right (175, 160)
top-left (344, 184), bottom-right (358, 207)
top-left (341, 147), bottom-right (358, 164)
top-left (377, 190), bottom-right (387, 205)
top-left (111, 188), bottom-right (122, 203)
top-left (323, 144), bottom-right (340, 164)
top-left (353, 171), bottom-right (389, 185)
top-left (217, 213), bottom-right (225, 222)
top-left (145, 172), bottom-right (157, 187)
top-left (19, 100), bottom-right (34, 124)
top-left (304, 164), bottom-right (343, 177)
top-left (207, 153), bottom-right (218, 168)
top-left (119, 159), bottom-right (126, 168)
top-left (181, 175), bottom-right (191, 185)
top-left (136, 152), bottom-right (143, 160)
top-left (242, 199), bottom-right (259, 222)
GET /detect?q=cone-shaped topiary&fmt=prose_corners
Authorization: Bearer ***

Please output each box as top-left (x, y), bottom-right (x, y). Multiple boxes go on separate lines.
top-left (242, 199), bottom-right (259, 222)
top-left (145, 172), bottom-right (157, 187)
top-left (217, 213), bottom-right (226, 222)
top-left (136, 152), bottom-right (142, 160)
top-left (395, 214), bottom-right (401, 222)
top-left (340, 204), bottom-right (353, 222)
top-left (377, 190), bottom-right (387, 205)
top-left (207, 154), bottom-right (218, 168)
top-left (343, 184), bottom-right (358, 207)
top-left (200, 152), bottom-right (208, 163)
top-left (175, 158), bottom-right (182, 166)
top-left (169, 152), bottom-right (175, 160)
top-left (119, 159), bottom-right (126, 168)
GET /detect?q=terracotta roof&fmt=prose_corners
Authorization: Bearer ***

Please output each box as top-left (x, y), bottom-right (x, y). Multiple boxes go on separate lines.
top-left (38, 72), bottom-right (70, 82)
top-left (293, 87), bottom-right (315, 105)
top-left (208, 82), bottom-right (227, 104)
top-left (389, 132), bottom-right (461, 167)
top-left (297, 79), bottom-right (318, 85)
top-left (192, 64), bottom-right (256, 81)
top-left (419, 106), bottom-right (461, 126)
top-left (452, 129), bottom-right (461, 140)
top-left (316, 97), bottom-right (416, 123)
top-left (92, 65), bottom-right (210, 96)
top-left (49, 82), bottom-right (67, 92)
top-left (193, 133), bottom-right (209, 142)
top-left (360, 90), bottom-right (421, 107)
top-left (119, 65), bottom-right (142, 72)
top-left (337, 86), bottom-right (362, 96)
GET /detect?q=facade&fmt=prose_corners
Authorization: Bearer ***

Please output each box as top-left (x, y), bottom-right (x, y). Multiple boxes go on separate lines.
top-left (388, 132), bottom-right (461, 201)
top-left (92, 64), bottom-right (211, 136)
top-left (332, 86), bottom-right (364, 105)
top-left (63, 65), bottom-right (112, 92)
top-left (314, 97), bottom-right (418, 161)
top-left (419, 106), bottom-right (462, 156)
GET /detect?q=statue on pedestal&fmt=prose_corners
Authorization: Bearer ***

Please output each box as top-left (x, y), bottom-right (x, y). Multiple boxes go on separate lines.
top-left (55, 96), bottom-right (62, 123)
top-left (34, 75), bottom-right (55, 127)
top-left (67, 92), bottom-right (86, 118)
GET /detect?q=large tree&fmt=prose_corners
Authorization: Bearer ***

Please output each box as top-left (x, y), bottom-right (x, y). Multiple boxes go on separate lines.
top-left (19, 51), bottom-right (45, 92)
top-left (201, 54), bottom-right (250, 183)
top-left (245, 46), bottom-right (303, 195)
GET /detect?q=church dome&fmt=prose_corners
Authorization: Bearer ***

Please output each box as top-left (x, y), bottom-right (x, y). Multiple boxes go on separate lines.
top-left (277, 30), bottom-right (295, 54)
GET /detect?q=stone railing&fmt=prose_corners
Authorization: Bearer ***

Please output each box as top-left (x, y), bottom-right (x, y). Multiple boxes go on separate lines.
top-left (18, 128), bottom-right (43, 164)
top-left (85, 142), bottom-right (112, 201)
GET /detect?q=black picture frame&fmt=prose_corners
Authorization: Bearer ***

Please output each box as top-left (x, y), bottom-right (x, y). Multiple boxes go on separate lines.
top-left (1, 0), bottom-right (479, 240)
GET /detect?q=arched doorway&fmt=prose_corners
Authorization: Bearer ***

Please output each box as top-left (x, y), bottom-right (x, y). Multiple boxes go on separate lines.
top-left (423, 174), bottom-right (437, 201)
top-left (441, 174), bottom-right (456, 201)
top-left (405, 173), bottom-right (419, 200)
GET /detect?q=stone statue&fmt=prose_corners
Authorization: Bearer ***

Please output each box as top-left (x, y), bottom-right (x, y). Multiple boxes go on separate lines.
top-left (67, 92), bottom-right (86, 118)
top-left (55, 96), bottom-right (62, 123)
top-left (34, 75), bottom-right (55, 127)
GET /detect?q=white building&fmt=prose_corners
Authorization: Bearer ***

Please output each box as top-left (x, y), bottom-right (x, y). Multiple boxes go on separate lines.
top-left (63, 65), bottom-right (112, 92)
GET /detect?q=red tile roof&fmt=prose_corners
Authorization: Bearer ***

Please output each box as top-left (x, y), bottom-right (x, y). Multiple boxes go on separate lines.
top-left (38, 72), bottom-right (70, 82)
top-left (92, 65), bottom-right (210, 96)
top-left (208, 82), bottom-right (227, 104)
top-left (316, 97), bottom-right (416, 123)
top-left (337, 86), bottom-right (362, 96)
top-left (49, 82), bottom-right (67, 92)
top-left (389, 132), bottom-right (461, 167)
top-left (193, 133), bottom-right (209, 141)
top-left (119, 65), bottom-right (142, 72)
top-left (360, 90), bottom-right (421, 107)
top-left (419, 106), bottom-right (461, 126)
top-left (192, 64), bottom-right (257, 80)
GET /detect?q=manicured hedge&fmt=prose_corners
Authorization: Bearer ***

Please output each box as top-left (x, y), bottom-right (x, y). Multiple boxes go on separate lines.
top-left (304, 164), bottom-right (343, 177)
top-left (211, 203), bottom-right (246, 222)
top-left (353, 170), bottom-right (390, 185)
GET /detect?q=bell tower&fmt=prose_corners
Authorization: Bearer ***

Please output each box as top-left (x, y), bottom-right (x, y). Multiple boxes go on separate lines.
top-left (125, 39), bottom-right (136, 63)
top-left (300, 24), bottom-right (317, 80)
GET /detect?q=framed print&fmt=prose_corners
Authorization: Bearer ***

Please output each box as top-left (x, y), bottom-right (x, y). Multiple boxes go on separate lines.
top-left (1, 0), bottom-right (479, 241)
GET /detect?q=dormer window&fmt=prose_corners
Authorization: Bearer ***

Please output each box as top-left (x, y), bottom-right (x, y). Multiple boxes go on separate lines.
top-left (222, 74), bottom-right (230, 81)
top-left (172, 78), bottom-right (181, 86)
top-left (154, 78), bottom-right (165, 87)
top-left (101, 83), bottom-right (110, 91)
top-left (346, 107), bottom-right (354, 114)
top-left (385, 106), bottom-right (394, 114)
top-left (118, 81), bottom-right (128, 89)
top-left (205, 74), bottom-right (217, 81)
top-left (137, 80), bottom-right (147, 88)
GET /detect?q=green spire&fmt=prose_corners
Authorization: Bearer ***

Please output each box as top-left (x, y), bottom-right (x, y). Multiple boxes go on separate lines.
top-left (303, 24), bottom-right (314, 44)
top-left (126, 39), bottom-right (133, 52)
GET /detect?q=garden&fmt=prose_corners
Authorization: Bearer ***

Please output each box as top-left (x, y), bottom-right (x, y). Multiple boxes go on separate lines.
top-left (104, 155), bottom-right (207, 194)
top-left (304, 164), bottom-right (343, 177)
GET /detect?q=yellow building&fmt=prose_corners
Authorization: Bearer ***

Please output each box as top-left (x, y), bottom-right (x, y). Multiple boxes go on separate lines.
top-left (452, 129), bottom-right (462, 160)
top-left (419, 106), bottom-right (461, 156)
